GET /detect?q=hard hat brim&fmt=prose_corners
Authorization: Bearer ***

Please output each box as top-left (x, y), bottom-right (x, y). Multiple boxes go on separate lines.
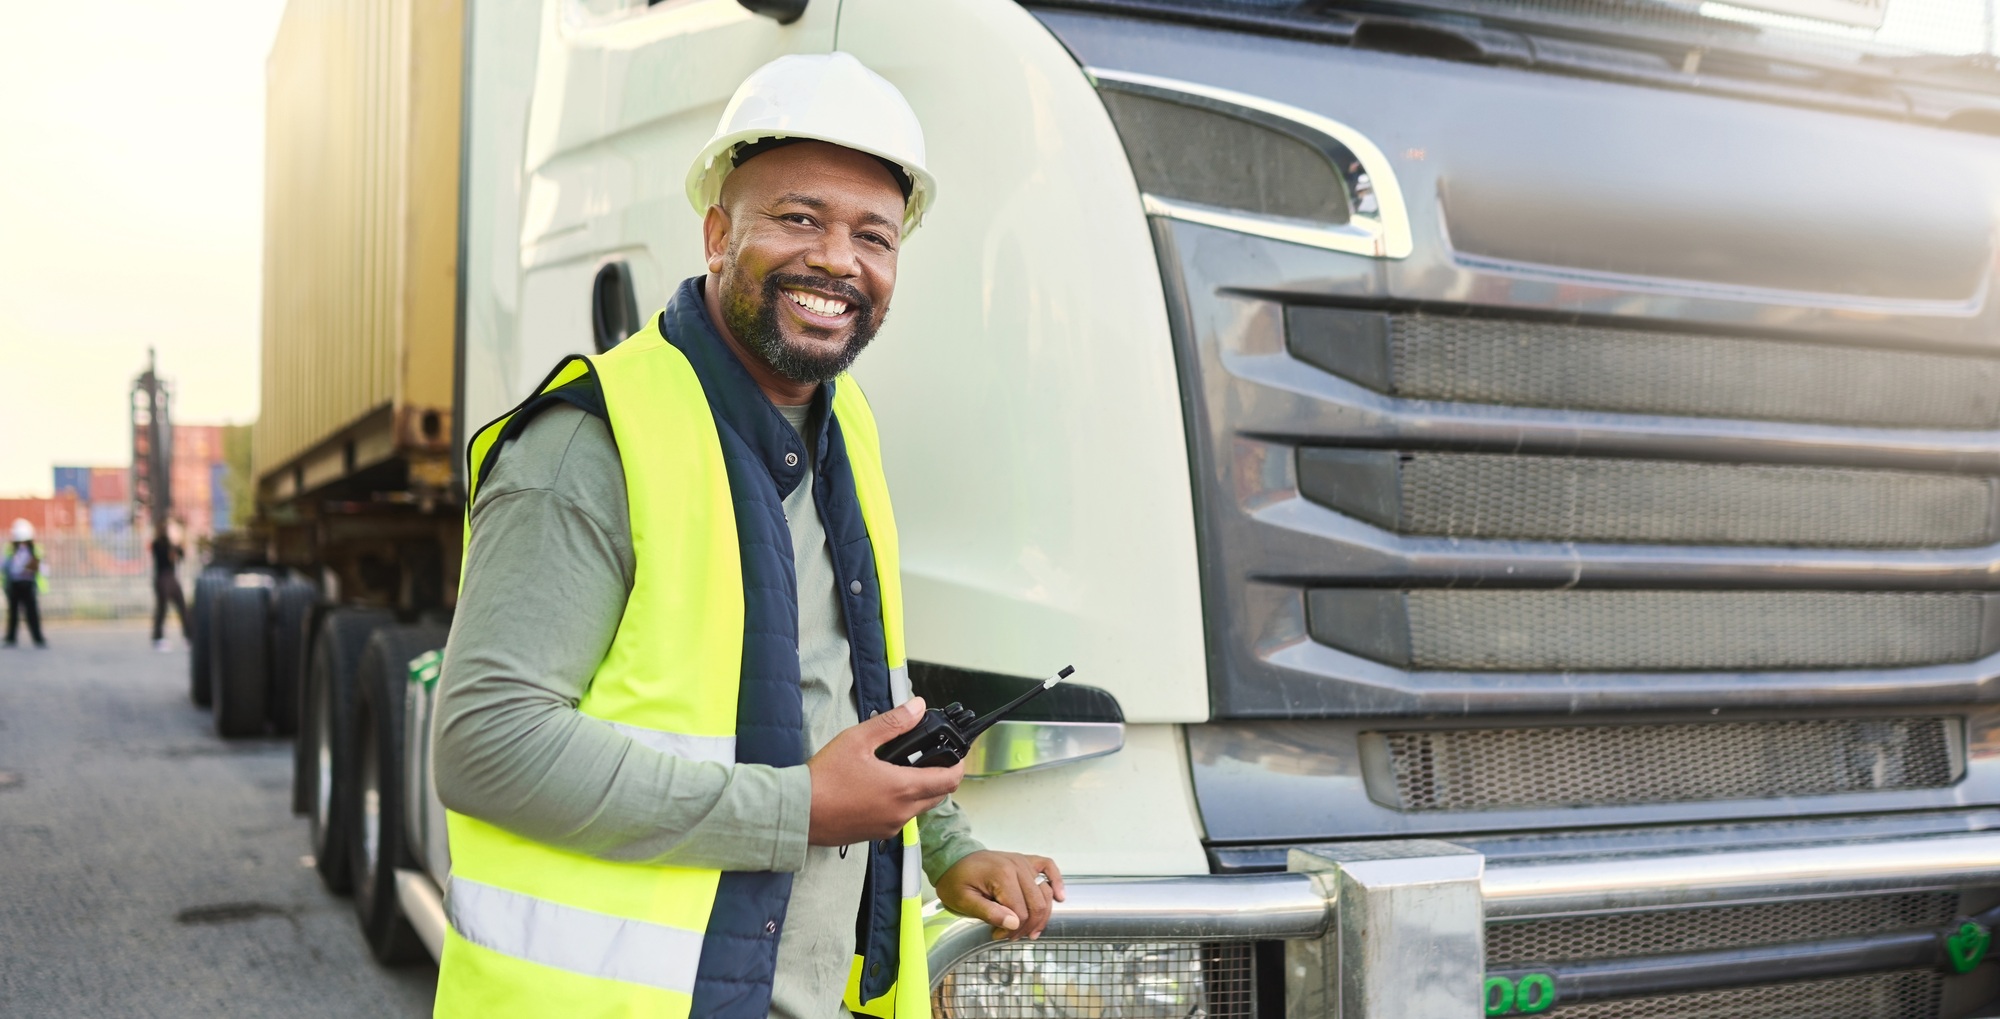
top-left (685, 129), bottom-right (936, 237)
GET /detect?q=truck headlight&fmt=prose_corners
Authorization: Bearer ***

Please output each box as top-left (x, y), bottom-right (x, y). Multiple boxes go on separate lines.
top-left (933, 940), bottom-right (1256, 1018)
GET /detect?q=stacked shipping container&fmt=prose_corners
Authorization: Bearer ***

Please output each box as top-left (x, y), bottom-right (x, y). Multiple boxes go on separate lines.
top-left (170, 425), bottom-right (227, 539)
top-left (0, 495), bottom-right (82, 538)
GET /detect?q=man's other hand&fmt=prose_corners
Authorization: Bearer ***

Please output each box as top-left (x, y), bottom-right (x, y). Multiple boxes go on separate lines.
top-left (936, 851), bottom-right (1066, 941)
top-left (807, 697), bottom-right (965, 846)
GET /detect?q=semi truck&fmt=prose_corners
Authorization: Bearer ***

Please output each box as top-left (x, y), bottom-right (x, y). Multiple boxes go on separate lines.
top-left (195, 0), bottom-right (2000, 1014)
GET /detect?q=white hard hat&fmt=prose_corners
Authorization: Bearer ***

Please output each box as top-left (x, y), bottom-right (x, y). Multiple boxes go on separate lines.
top-left (10, 519), bottom-right (32, 543)
top-left (686, 52), bottom-right (935, 235)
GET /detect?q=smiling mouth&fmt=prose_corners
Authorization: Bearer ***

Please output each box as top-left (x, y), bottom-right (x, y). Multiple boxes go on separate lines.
top-left (782, 288), bottom-right (852, 319)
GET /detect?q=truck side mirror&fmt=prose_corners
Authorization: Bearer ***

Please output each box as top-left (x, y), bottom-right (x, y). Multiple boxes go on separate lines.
top-left (730, 0), bottom-right (806, 24)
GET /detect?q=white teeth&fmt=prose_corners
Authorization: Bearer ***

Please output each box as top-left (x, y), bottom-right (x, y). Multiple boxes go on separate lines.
top-left (787, 290), bottom-right (847, 317)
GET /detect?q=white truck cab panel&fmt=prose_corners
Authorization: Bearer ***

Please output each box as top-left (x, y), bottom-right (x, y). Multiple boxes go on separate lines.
top-left (447, 0), bottom-right (1213, 898)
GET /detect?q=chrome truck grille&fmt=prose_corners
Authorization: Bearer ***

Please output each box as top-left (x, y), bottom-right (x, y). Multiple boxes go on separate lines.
top-left (1163, 209), bottom-right (2000, 844)
top-left (1160, 256), bottom-right (2000, 727)
top-left (1370, 717), bottom-right (1960, 812)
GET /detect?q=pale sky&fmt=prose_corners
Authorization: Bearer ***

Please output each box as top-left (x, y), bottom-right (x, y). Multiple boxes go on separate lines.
top-left (0, 2), bottom-right (288, 497)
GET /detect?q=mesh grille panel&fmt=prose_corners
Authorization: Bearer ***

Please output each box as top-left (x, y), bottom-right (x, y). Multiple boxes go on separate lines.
top-left (1387, 315), bottom-right (2000, 429)
top-left (934, 941), bottom-right (1256, 1019)
top-left (1553, 970), bottom-right (1942, 1019)
top-left (1397, 453), bottom-right (1994, 548)
top-left (1377, 717), bottom-right (1958, 811)
top-left (1405, 590), bottom-right (1986, 670)
top-left (1486, 893), bottom-right (1960, 965)
top-left (1101, 89), bottom-right (1351, 224)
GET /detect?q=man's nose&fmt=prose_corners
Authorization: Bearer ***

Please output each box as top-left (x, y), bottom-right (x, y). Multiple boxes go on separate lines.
top-left (804, 228), bottom-right (860, 278)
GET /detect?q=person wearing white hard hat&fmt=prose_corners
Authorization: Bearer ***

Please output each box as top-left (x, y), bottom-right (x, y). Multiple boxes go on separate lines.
top-left (5, 519), bottom-right (46, 649)
top-left (431, 53), bottom-right (1058, 1019)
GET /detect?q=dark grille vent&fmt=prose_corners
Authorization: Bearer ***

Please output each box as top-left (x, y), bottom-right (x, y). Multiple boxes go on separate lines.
top-left (1285, 307), bottom-right (2000, 429)
top-left (1368, 717), bottom-right (1959, 812)
top-left (1100, 89), bottom-right (1351, 225)
top-left (1485, 893), bottom-right (1960, 966)
top-left (1297, 449), bottom-right (1996, 548)
top-left (1552, 970), bottom-right (1942, 1019)
top-left (1309, 589), bottom-right (1996, 671)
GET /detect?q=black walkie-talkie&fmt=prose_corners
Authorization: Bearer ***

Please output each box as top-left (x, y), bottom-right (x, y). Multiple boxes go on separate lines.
top-left (876, 666), bottom-right (1075, 768)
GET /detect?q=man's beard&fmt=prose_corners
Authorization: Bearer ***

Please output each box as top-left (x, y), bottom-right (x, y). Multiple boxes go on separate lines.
top-left (722, 271), bottom-right (881, 385)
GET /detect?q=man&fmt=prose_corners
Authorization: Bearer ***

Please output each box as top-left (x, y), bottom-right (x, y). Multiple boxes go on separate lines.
top-left (432, 54), bottom-right (1061, 1019)
top-left (4, 519), bottom-right (46, 649)
top-left (149, 520), bottom-right (189, 651)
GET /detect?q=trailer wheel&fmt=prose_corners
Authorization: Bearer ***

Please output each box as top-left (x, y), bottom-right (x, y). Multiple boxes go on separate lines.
top-left (188, 569), bottom-right (230, 708)
top-left (202, 573), bottom-right (231, 709)
top-left (302, 608), bottom-right (393, 894)
top-left (267, 579), bottom-right (317, 736)
top-left (289, 599), bottom-right (331, 817)
top-left (212, 585), bottom-right (271, 738)
top-left (349, 624), bottom-right (447, 964)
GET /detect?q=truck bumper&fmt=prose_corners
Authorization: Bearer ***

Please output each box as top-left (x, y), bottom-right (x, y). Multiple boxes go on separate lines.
top-left (927, 831), bottom-right (2000, 1017)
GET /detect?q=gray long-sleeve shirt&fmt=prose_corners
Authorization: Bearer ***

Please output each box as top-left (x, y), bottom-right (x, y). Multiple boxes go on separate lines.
top-left (433, 401), bottom-right (982, 1016)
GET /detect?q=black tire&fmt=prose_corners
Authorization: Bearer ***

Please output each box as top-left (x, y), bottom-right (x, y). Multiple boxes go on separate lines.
top-left (203, 573), bottom-right (231, 709)
top-left (267, 579), bottom-right (317, 736)
top-left (349, 624), bottom-right (447, 964)
top-left (188, 569), bottom-right (230, 708)
top-left (213, 585), bottom-right (271, 738)
top-left (303, 607), bottom-right (393, 895)
top-left (291, 601), bottom-right (331, 816)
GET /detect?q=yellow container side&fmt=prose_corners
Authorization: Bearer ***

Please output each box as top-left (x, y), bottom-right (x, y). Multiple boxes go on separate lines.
top-left (257, 0), bottom-right (463, 500)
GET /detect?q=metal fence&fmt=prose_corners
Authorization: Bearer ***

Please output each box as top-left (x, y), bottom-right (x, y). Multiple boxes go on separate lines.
top-left (32, 533), bottom-right (197, 622)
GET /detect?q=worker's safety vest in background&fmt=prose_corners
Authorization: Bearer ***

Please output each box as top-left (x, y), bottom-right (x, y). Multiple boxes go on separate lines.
top-left (434, 313), bottom-right (928, 1019)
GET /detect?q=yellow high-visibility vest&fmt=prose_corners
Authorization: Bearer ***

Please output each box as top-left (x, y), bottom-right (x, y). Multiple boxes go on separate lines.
top-left (435, 316), bottom-right (927, 1019)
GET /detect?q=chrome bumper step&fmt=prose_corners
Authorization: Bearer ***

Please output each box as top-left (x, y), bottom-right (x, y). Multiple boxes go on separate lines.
top-left (927, 831), bottom-right (2000, 1016)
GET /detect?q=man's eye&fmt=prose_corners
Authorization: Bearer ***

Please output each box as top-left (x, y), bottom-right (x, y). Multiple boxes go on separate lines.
top-left (782, 214), bottom-right (815, 226)
top-left (859, 232), bottom-right (893, 250)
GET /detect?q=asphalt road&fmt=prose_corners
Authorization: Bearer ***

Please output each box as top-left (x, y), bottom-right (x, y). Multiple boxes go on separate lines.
top-left (0, 621), bottom-right (437, 1018)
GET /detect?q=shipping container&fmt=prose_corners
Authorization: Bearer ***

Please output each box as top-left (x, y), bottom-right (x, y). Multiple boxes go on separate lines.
top-left (88, 502), bottom-right (131, 538)
top-left (0, 495), bottom-right (83, 537)
top-left (87, 467), bottom-right (127, 506)
top-left (174, 424), bottom-right (223, 465)
top-left (257, 0), bottom-right (462, 506)
top-left (208, 463), bottom-right (231, 535)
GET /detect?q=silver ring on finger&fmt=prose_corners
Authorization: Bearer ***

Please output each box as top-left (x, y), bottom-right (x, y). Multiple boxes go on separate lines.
top-left (1034, 871), bottom-right (1050, 887)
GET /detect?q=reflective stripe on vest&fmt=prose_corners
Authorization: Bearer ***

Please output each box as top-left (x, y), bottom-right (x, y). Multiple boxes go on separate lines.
top-left (447, 877), bottom-right (705, 993)
top-left (435, 319), bottom-right (928, 1019)
top-left (604, 720), bottom-right (736, 765)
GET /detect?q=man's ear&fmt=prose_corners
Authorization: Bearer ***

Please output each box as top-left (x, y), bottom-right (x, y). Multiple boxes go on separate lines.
top-left (702, 204), bottom-right (731, 274)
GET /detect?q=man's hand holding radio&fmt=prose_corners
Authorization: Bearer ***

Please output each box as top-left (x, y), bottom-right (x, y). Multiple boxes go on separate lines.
top-left (806, 694), bottom-right (1068, 940)
top-left (807, 697), bottom-right (965, 845)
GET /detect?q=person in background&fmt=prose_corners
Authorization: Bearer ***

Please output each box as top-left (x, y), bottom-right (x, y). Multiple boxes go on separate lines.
top-left (150, 519), bottom-right (189, 652)
top-left (5, 519), bottom-right (47, 649)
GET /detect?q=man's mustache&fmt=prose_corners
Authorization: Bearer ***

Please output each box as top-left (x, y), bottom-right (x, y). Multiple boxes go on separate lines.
top-left (767, 273), bottom-right (870, 317)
